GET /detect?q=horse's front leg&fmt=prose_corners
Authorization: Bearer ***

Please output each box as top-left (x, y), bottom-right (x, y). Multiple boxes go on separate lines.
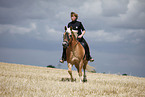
top-left (78, 60), bottom-right (83, 82)
top-left (68, 63), bottom-right (74, 82)
top-left (78, 69), bottom-right (82, 82)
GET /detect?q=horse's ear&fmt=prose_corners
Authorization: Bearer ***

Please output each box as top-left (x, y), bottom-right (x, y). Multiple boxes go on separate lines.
top-left (70, 26), bottom-right (72, 31)
top-left (65, 26), bottom-right (67, 31)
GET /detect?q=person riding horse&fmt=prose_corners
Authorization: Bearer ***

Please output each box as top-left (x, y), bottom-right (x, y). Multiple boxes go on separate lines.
top-left (60, 12), bottom-right (94, 63)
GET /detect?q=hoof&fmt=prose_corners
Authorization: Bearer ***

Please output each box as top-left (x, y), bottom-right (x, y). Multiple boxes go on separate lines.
top-left (83, 78), bottom-right (87, 82)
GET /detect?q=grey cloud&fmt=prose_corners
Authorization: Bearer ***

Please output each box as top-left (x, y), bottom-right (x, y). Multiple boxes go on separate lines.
top-left (101, 0), bottom-right (129, 17)
top-left (0, 0), bottom-right (145, 41)
top-left (108, 0), bottom-right (145, 29)
top-left (0, 0), bottom-right (56, 24)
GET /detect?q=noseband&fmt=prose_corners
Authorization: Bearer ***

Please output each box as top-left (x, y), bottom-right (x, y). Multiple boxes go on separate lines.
top-left (66, 32), bottom-right (70, 41)
top-left (62, 32), bottom-right (71, 48)
top-left (63, 30), bottom-right (78, 48)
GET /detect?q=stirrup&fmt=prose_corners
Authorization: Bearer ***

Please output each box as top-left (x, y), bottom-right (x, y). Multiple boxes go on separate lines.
top-left (90, 58), bottom-right (94, 62)
top-left (59, 59), bottom-right (64, 63)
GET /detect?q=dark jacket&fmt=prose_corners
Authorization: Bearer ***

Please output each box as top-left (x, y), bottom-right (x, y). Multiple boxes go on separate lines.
top-left (68, 20), bottom-right (85, 36)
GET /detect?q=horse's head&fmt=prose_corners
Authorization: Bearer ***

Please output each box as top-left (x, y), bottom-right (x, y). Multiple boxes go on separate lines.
top-left (62, 26), bottom-right (73, 48)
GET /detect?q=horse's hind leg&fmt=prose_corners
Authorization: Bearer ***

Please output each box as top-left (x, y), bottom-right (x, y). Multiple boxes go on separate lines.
top-left (83, 64), bottom-right (87, 82)
top-left (68, 63), bottom-right (74, 82)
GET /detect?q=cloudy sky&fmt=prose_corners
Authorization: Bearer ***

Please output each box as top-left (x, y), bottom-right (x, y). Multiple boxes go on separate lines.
top-left (0, 0), bottom-right (145, 77)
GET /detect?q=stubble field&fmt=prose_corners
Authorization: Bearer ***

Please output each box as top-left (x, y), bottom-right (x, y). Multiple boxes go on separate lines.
top-left (0, 62), bottom-right (145, 97)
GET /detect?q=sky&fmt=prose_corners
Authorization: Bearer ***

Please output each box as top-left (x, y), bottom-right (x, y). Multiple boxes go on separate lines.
top-left (0, 0), bottom-right (145, 77)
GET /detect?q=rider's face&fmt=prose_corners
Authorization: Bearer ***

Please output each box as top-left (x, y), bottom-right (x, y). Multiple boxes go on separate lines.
top-left (71, 14), bottom-right (76, 21)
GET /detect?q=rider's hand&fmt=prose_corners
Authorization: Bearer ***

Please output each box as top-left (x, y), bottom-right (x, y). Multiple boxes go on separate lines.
top-left (78, 35), bottom-right (83, 38)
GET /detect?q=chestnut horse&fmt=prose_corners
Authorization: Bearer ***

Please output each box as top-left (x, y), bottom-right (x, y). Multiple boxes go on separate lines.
top-left (62, 26), bottom-right (93, 82)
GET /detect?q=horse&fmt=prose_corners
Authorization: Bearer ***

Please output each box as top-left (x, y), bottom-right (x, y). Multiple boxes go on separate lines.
top-left (62, 26), bottom-right (94, 82)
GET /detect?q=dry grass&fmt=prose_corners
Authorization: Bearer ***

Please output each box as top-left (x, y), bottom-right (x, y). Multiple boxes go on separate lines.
top-left (0, 62), bottom-right (145, 97)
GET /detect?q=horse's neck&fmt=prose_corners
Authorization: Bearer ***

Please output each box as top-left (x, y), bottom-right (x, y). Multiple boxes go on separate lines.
top-left (69, 37), bottom-right (78, 51)
top-left (72, 31), bottom-right (78, 38)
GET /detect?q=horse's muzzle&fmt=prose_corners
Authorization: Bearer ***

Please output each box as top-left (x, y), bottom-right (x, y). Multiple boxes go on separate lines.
top-left (62, 41), bottom-right (69, 48)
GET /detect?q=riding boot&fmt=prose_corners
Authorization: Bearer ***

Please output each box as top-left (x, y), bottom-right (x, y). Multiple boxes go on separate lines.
top-left (84, 43), bottom-right (91, 61)
top-left (85, 46), bottom-right (94, 62)
top-left (79, 38), bottom-right (94, 62)
top-left (62, 47), bottom-right (67, 60)
top-left (60, 48), bottom-right (66, 63)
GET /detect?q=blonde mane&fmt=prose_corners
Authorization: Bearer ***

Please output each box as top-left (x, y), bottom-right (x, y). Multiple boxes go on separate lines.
top-left (66, 27), bottom-right (78, 38)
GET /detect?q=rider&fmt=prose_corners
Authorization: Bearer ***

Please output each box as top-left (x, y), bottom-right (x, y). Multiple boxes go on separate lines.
top-left (60, 12), bottom-right (94, 63)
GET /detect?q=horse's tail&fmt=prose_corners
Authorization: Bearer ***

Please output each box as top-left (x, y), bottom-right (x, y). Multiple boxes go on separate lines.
top-left (86, 64), bottom-right (96, 73)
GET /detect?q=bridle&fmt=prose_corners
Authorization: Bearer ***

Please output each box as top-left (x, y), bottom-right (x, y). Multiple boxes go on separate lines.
top-left (62, 32), bottom-right (71, 48)
top-left (62, 28), bottom-right (79, 48)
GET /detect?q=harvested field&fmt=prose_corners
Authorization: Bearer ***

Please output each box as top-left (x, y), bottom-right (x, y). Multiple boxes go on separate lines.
top-left (0, 62), bottom-right (145, 97)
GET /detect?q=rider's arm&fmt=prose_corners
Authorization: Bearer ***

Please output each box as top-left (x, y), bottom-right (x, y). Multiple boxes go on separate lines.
top-left (78, 22), bottom-right (85, 38)
top-left (78, 30), bottom-right (85, 38)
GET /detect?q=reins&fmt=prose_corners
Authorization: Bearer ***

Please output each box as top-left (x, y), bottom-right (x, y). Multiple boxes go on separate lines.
top-left (74, 40), bottom-right (79, 48)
